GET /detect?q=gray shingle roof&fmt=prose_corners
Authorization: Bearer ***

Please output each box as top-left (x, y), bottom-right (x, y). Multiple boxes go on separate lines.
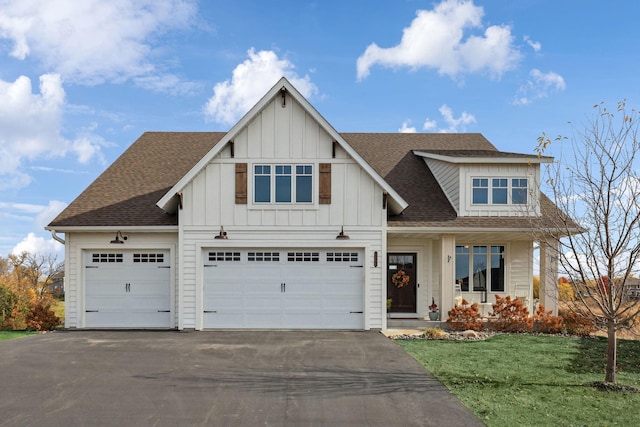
top-left (48, 131), bottom-right (569, 231)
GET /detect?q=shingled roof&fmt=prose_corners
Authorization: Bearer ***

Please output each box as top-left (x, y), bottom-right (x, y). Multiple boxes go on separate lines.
top-left (48, 131), bottom-right (568, 231)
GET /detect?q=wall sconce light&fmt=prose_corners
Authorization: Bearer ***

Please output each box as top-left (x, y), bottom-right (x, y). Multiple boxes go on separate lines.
top-left (336, 226), bottom-right (350, 240)
top-left (374, 251), bottom-right (378, 267)
top-left (110, 231), bottom-right (127, 244)
top-left (447, 255), bottom-right (452, 263)
top-left (214, 226), bottom-right (228, 240)
top-left (280, 87), bottom-right (286, 107)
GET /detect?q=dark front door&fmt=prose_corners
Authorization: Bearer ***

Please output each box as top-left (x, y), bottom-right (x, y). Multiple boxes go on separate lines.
top-left (387, 253), bottom-right (417, 313)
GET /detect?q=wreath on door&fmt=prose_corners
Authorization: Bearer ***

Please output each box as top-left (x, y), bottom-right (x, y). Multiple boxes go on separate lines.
top-left (392, 270), bottom-right (410, 289)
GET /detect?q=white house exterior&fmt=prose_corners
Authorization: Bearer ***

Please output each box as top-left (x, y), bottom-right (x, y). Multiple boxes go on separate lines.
top-left (47, 78), bottom-right (568, 330)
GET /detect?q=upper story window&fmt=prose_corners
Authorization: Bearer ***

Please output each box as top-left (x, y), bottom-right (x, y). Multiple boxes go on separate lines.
top-left (254, 164), bottom-right (313, 204)
top-left (472, 177), bottom-right (528, 205)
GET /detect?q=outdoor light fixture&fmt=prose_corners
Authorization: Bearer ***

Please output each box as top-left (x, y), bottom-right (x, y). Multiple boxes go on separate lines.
top-left (336, 226), bottom-right (350, 240)
top-left (214, 226), bottom-right (228, 240)
top-left (110, 231), bottom-right (127, 244)
top-left (374, 251), bottom-right (378, 267)
top-left (280, 87), bottom-right (286, 107)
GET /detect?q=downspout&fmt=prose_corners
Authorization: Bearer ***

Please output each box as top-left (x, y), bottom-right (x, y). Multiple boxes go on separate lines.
top-left (50, 230), bottom-right (65, 245)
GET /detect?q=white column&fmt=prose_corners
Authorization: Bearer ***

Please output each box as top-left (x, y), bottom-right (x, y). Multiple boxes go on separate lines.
top-left (440, 235), bottom-right (456, 320)
top-left (539, 240), bottom-right (559, 315)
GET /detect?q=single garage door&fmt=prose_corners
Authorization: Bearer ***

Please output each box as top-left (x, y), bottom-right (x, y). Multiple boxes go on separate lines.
top-left (84, 251), bottom-right (171, 328)
top-left (203, 249), bottom-right (364, 329)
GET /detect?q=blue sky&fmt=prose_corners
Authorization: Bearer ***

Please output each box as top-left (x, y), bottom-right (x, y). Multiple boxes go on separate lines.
top-left (0, 0), bottom-right (639, 258)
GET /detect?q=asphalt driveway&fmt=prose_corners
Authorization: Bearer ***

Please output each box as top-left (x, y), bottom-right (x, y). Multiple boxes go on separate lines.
top-left (0, 331), bottom-right (484, 426)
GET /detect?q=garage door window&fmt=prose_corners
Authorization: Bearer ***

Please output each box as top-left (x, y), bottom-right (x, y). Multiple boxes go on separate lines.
top-left (133, 253), bottom-right (164, 263)
top-left (248, 252), bottom-right (280, 262)
top-left (92, 253), bottom-right (123, 263)
top-left (326, 252), bottom-right (359, 262)
top-left (209, 252), bottom-right (241, 262)
top-left (287, 251), bottom-right (319, 262)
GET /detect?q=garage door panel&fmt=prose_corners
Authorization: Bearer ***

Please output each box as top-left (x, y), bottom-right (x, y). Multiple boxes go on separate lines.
top-left (84, 251), bottom-right (171, 328)
top-left (203, 249), bottom-right (363, 329)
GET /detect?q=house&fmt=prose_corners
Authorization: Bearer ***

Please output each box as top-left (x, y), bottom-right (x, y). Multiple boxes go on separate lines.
top-left (46, 77), bottom-right (568, 330)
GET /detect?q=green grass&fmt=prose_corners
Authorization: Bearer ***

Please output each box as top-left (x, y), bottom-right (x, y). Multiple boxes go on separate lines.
top-left (50, 298), bottom-right (65, 321)
top-left (398, 335), bottom-right (640, 426)
top-left (0, 331), bottom-right (36, 341)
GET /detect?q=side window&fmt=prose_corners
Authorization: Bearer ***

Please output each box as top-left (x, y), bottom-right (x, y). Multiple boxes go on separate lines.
top-left (472, 178), bottom-right (488, 204)
top-left (295, 165), bottom-right (313, 203)
top-left (254, 165), bottom-right (271, 203)
top-left (512, 179), bottom-right (528, 204)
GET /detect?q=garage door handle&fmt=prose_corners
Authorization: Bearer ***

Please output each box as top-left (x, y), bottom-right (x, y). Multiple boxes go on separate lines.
top-left (204, 310), bottom-right (217, 313)
top-left (86, 310), bottom-right (99, 313)
top-left (281, 282), bottom-right (286, 293)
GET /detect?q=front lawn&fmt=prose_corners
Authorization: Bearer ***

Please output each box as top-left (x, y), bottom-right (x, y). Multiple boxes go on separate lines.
top-left (0, 331), bottom-right (36, 341)
top-left (398, 334), bottom-right (640, 426)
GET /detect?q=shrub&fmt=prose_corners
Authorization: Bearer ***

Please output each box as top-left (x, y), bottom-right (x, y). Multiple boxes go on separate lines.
top-left (560, 310), bottom-right (596, 337)
top-left (0, 285), bottom-right (28, 330)
top-left (447, 300), bottom-right (484, 331)
top-left (424, 327), bottom-right (448, 339)
top-left (26, 301), bottom-right (61, 331)
top-left (490, 294), bottom-right (533, 333)
top-left (533, 303), bottom-right (565, 334)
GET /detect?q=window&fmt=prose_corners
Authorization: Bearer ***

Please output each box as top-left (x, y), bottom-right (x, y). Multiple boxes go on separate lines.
top-left (254, 164), bottom-right (313, 204)
top-left (512, 179), bottom-right (528, 204)
top-left (456, 245), bottom-right (505, 293)
top-left (472, 178), bottom-right (488, 204)
top-left (471, 177), bottom-right (528, 205)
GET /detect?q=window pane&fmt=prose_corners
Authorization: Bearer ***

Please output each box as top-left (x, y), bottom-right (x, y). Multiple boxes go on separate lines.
top-left (512, 178), bottom-right (528, 204)
top-left (472, 178), bottom-right (488, 204)
top-left (455, 246), bottom-right (470, 291)
top-left (491, 246), bottom-right (505, 292)
top-left (275, 176), bottom-right (291, 202)
top-left (472, 246), bottom-right (487, 291)
top-left (296, 175), bottom-right (312, 202)
top-left (492, 178), bottom-right (508, 204)
top-left (254, 176), bottom-right (270, 202)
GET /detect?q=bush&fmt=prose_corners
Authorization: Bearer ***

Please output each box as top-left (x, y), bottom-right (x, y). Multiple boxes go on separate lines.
top-left (533, 303), bottom-right (565, 334)
top-left (424, 327), bottom-right (448, 339)
top-left (560, 310), bottom-right (596, 337)
top-left (0, 285), bottom-right (28, 330)
top-left (447, 300), bottom-right (483, 331)
top-left (490, 295), bottom-right (533, 333)
top-left (26, 301), bottom-right (61, 331)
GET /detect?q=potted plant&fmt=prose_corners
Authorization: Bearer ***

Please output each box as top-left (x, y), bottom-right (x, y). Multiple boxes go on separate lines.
top-left (428, 298), bottom-right (439, 320)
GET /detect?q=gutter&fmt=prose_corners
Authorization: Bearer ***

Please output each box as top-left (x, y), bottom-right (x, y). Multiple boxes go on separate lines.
top-left (50, 230), bottom-right (65, 245)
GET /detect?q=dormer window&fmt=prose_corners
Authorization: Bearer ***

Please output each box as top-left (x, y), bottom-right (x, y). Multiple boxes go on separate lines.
top-left (254, 164), bottom-right (313, 204)
top-left (472, 177), bottom-right (528, 205)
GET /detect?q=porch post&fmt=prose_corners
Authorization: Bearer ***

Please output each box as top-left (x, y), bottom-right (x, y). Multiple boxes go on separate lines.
top-left (440, 235), bottom-right (456, 321)
top-left (539, 239), bottom-right (559, 315)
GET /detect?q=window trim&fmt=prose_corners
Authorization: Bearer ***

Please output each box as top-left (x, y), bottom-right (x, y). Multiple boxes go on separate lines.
top-left (250, 162), bottom-right (317, 209)
top-left (471, 176), bottom-right (529, 206)
top-left (455, 244), bottom-right (506, 293)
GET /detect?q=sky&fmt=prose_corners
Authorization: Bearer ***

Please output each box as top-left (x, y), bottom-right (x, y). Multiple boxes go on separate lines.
top-left (0, 0), bottom-right (639, 258)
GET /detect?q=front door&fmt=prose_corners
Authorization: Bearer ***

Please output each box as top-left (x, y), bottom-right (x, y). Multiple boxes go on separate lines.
top-left (387, 253), bottom-right (417, 313)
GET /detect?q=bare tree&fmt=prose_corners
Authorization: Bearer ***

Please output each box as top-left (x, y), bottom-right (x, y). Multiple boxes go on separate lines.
top-left (7, 252), bottom-right (63, 297)
top-left (536, 101), bottom-right (640, 384)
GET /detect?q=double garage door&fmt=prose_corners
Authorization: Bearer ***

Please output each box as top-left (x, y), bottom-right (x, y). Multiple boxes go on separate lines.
top-left (203, 249), bottom-right (364, 329)
top-left (84, 251), bottom-right (171, 328)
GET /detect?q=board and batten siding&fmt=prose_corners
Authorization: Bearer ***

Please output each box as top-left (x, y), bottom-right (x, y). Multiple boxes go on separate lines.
top-left (63, 232), bottom-right (178, 328)
top-left (423, 158), bottom-right (460, 213)
top-left (180, 96), bottom-right (385, 228)
top-left (460, 164), bottom-right (541, 217)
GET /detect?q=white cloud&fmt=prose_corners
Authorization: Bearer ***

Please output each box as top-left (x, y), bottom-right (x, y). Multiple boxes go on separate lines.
top-left (0, 0), bottom-right (197, 89)
top-left (418, 104), bottom-right (476, 133)
top-left (12, 232), bottom-right (63, 256)
top-left (399, 120), bottom-right (417, 133)
top-left (34, 200), bottom-right (67, 230)
top-left (523, 35), bottom-right (542, 53)
top-left (514, 68), bottom-right (566, 105)
top-left (0, 74), bottom-right (106, 189)
top-left (356, 0), bottom-right (521, 81)
top-left (204, 48), bottom-right (318, 126)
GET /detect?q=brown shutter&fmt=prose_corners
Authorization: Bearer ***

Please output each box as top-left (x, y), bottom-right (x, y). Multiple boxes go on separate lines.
top-left (319, 163), bottom-right (331, 204)
top-left (235, 163), bottom-right (247, 204)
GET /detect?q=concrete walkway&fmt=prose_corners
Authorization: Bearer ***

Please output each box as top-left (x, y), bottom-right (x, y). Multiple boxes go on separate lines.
top-left (0, 330), bottom-right (484, 426)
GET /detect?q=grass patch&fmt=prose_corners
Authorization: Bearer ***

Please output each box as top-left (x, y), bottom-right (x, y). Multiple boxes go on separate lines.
top-left (0, 331), bottom-right (36, 341)
top-left (398, 335), bottom-right (640, 426)
top-left (50, 298), bottom-right (65, 322)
